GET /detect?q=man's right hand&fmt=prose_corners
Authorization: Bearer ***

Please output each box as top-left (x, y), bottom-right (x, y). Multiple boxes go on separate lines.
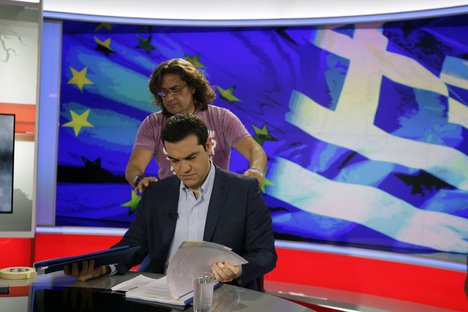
top-left (125, 149), bottom-right (154, 190)
top-left (64, 260), bottom-right (109, 282)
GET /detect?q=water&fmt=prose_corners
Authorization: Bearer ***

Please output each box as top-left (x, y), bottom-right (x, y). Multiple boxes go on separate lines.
top-left (193, 273), bottom-right (216, 312)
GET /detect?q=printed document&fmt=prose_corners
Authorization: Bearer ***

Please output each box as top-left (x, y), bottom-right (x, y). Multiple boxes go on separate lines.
top-left (111, 241), bottom-right (247, 306)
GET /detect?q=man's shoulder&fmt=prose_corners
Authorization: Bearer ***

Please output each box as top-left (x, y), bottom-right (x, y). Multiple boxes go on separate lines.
top-left (145, 174), bottom-right (179, 192)
top-left (199, 106), bottom-right (241, 129)
top-left (150, 110), bottom-right (165, 120)
top-left (215, 167), bottom-right (256, 186)
top-left (204, 105), bottom-right (232, 116)
top-left (139, 111), bottom-right (165, 128)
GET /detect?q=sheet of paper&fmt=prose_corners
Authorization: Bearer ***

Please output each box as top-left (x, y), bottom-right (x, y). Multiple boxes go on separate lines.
top-left (111, 274), bottom-right (157, 292)
top-left (125, 276), bottom-right (192, 306)
top-left (167, 241), bottom-right (247, 298)
top-left (111, 241), bottom-right (246, 306)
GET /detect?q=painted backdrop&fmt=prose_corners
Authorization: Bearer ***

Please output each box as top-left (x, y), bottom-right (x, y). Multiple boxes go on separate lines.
top-left (56, 16), bottom-right (468, 254)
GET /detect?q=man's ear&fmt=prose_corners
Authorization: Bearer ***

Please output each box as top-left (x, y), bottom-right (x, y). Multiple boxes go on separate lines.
top-left (205, 137), bottom-right (213, 155)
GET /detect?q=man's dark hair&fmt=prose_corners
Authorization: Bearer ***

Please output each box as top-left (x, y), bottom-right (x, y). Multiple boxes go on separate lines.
top-left (149, 58), bottom-right (216, 116)
top-left (161, 113), bottom-right (209, 148)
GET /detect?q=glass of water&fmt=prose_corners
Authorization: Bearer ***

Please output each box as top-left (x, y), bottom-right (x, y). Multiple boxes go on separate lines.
top-left (193, 272), bottom-right (216, 312)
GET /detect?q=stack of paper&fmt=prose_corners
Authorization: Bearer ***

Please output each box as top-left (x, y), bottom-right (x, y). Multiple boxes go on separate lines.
top-left (111, 241), bottom-right (248, 307)
top-left (167, 241), bottom-right (248, 298)
top-left (112, 275), bottom-right (192, 306)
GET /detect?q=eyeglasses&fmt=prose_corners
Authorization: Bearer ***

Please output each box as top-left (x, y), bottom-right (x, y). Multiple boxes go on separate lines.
top-left (157, 85), bottom-right (187, 97)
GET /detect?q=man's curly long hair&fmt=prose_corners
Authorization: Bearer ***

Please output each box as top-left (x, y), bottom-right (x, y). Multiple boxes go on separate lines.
top-left (148, 58), bottom-right (216, 116)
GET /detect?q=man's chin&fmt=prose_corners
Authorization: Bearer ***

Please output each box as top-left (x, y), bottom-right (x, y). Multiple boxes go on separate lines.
top-left (167, 109), bottom-right (180, 115)
top-left (181, 177), bottom-right (195, 186)
top-left (164, 105), bottom-right (180, 114)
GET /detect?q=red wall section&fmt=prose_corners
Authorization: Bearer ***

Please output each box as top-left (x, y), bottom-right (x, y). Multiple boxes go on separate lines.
top-left (0, 238), bottom-right (34, 268)
top-left (264, 247), bottom-right (468, 311)
top-left (0, 103), bottom-right (36, 134)
top-left (34, 233), bottom-right (122, 262)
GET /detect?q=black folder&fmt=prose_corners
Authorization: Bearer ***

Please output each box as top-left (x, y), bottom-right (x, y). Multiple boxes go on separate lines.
top-left (34, 245), bottom-right (140, 274)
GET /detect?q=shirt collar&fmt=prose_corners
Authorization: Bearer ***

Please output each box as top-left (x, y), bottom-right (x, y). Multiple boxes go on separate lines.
top-left (180, 161), bottom-right (215, 196)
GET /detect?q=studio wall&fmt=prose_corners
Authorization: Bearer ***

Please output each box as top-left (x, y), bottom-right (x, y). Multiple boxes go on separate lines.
top-left (0, 1), bottom-right (41, 237)
top-left (51, 14), bottom-right (468, 254)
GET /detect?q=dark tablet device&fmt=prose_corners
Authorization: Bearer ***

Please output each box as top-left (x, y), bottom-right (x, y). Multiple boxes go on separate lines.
top-left (34, 245), bottom-right (141, 274)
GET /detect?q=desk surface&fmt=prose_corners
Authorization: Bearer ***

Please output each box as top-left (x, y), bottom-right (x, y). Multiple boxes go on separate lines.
top-left (0, 272), bottom-right (313, 311)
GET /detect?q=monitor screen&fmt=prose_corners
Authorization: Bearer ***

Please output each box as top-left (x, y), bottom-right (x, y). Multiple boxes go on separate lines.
top-left (0, 114), bottom-right (15, 213)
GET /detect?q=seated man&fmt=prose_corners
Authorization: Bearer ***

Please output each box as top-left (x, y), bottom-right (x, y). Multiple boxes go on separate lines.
top-left (66, 113), bottom-right (277, 292)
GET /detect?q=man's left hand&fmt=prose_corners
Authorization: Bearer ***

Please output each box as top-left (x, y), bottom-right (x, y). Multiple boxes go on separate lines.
top-left (211, 262), bottom-right (241, 283)
top-left (243, 168), bottom-right (264, 185)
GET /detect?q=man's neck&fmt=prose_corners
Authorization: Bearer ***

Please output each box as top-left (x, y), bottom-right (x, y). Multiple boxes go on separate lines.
top-left (164, 104), bottom-right (197, 117)
top-left (191, 189), bottom-right (200, 199)
top-left (185, 161), bottom-right (212, 199)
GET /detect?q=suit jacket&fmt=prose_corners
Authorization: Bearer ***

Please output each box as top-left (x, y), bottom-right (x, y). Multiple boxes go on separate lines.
top-left (115, 166), bottom-right (277, 292)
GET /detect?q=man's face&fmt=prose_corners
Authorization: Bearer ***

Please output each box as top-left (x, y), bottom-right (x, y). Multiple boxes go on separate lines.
top-left (165, 134), bottom-right (212, 190)
top-left (159, 73), bottom-right (196, 114)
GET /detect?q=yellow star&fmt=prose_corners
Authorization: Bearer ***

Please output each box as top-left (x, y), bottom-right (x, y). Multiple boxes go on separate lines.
top-left (68, 67), bottom-right (93, 92)
top-left (253, 124), bottom-right (270, 136)
top-left (252, 124), bottom-right (277, 145)
top-left (94, 37), bottom-right (114, 56)
top-left (136, 35), bottom-right (156, 52)
top-left (260, 176), bottom-right (273, 193)
top-left (121, 191), bottom-right (141, 214)
top-left (185, 53), bottom-right (205, 69)
top-left (62, 109), bottom-right (94, 137)
top-left (215, 85), bottom-right (241, 103)
top-left (96, 23), bottom-right (112, 31)
top-left (94, 37), bottom-right (113, 50)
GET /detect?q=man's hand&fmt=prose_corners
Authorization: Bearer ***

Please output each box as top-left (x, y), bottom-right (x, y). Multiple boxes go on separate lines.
top-left (243, 168), bottom-right (264, 186)
top-left (134, 176), bottom-right (159, 194)
top-left (64, 260), bottom-right (109, 282)
top-left (211, 262), bottom-right (241, 283)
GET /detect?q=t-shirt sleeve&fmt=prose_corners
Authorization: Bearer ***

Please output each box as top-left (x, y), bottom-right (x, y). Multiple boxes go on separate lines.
top-left (133, 114), bottom-right (160, 154)
top-left (222, 109), bottom-right (251, 147)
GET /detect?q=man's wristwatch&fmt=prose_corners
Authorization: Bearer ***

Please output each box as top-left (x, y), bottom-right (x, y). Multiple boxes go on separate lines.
top-left (133, 174), bottom-right (146, 187)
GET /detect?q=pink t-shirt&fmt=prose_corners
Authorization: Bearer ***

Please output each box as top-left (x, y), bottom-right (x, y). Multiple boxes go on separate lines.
top-left (133, 105), bottom-right (251, 179)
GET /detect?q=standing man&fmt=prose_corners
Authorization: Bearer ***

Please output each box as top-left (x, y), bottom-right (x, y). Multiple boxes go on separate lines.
top-left (67, 113), bottom-right (277, 292)
top-left (126, 58), bottom-right (266, 193)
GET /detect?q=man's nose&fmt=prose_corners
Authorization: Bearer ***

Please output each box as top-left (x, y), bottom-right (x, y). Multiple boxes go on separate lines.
top-left (164, 95), bottom-right (175, 103)
top-left (180, 160), bottom-right (191, 173)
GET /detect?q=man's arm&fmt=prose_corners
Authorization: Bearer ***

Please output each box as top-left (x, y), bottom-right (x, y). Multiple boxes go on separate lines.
top-left (65, 182), bottom-right (163, 282)
top-left (236, 177), bottom-right (277, 285)
top-left (125, 149), bottom-right (158, 193)
top-left (234, 136), bottom-right (267, 185)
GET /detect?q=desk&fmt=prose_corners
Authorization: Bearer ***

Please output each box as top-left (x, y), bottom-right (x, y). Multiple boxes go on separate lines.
top-left (0, 272), bottom-right (313, 311)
